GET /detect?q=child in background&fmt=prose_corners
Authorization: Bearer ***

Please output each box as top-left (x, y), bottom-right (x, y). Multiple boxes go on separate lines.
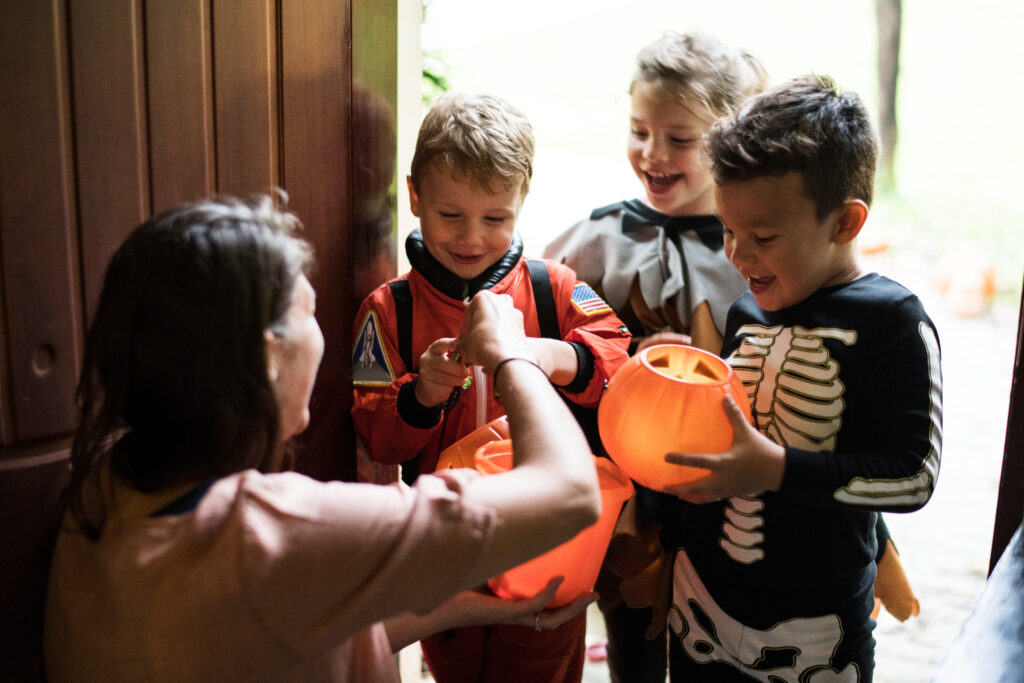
top-left (544, 31), bottom-right (769, 682)
top-left (661, 74), bottom-right (941, 681)
top-left (547, 34), bottom-right (917, 682)
top-left (351, 91), bottom-right (631, 683)
top-left (545, 31), bottom-right (766, 356)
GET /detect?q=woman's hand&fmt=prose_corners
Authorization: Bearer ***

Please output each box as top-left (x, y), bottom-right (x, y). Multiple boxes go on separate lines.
top-left (384, 578), bottom-right (597, 652)
top-left (661, 395), bottom-right (785, 503)
top-left (455, 291), bottom-right (532, 373)
top-left (444, 578), bottom-right (597, 631)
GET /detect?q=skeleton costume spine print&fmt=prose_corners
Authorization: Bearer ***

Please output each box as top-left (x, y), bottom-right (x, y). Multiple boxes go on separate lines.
top-left (663, 272), bottom-right (942, 682)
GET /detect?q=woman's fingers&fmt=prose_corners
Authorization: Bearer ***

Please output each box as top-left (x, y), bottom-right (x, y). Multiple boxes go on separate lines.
top-left (535, 591), bottom-right (599, 629)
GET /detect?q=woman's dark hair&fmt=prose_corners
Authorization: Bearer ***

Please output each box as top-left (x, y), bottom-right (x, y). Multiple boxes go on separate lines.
top-left (67, 194), bottom-right (313, 538)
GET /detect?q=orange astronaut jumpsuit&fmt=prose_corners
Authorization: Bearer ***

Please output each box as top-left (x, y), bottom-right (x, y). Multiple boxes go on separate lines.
top-left (351, 233), bottom-right (630, 683)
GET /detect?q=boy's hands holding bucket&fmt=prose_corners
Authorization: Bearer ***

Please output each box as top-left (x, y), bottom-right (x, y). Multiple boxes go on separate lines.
top-left (663, 395), bottom-right (786, 503)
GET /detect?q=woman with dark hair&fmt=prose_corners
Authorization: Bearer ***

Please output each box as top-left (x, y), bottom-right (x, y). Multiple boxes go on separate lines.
top-left (44, 195), bottom-right (601, 682)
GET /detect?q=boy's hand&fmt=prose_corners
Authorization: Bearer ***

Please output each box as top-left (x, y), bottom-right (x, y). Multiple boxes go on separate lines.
top-left (661, 395), bottom-right (785, 503)
top-left (414, 337), bottom-right (470, 407)
top-left (635, 331), bottom-right (692, 354)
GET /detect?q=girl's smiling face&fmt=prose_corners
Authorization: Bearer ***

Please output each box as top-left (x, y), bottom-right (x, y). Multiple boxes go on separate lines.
top-left (627, 82), bottom-right (716, 217)
top-left (409, 162), bottom-right (522, 280)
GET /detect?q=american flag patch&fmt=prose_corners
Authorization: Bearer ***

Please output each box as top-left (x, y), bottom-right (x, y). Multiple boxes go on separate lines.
top-left (571, 283), bottom-right (612, 316)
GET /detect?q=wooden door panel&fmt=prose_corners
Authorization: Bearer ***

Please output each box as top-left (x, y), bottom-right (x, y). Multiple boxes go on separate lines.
top-left (69, 0), bottom-right (150, 319)
top-left (1, 3), bottom-right (390, 677)
top-left (281, 0), bottom-right (354, 481)
top-left (0, 0), bottom-right (81, 444)
top-left (280, 0), bottom-right (352, 362)
top-left (212, 0), bottom-right (280, 196)
top-left (0, 453), bottom-right (70, 682)
top-left (146, 0), bottom-right (216, 214)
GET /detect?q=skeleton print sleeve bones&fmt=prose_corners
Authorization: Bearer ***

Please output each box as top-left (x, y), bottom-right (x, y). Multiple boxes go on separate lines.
top-left (722, 274), bottom-right (942, 513)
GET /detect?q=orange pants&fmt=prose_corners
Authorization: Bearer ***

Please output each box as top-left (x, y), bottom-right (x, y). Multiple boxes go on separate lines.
top-left (421, 610), bottom-right (587, 683)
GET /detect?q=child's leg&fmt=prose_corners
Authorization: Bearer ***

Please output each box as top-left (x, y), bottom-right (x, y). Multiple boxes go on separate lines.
top-left (421, 626), bottom-right (487, 683)
top-left (602, 601), bottom-right (667, 683)
top-left (668, 635), bottom-right (752, 682)
top-left (480, 610), bottom-right (587, 683)
top-left (597, 486), bottom-right (676, 682)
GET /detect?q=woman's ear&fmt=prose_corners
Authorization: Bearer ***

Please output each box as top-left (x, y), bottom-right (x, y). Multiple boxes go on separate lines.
top-left (407, 175), bottom-right (421, 217)
top-left (832, 199), bottom-right (869, 245)
top-left (264, 329), bottom-right (280, 383)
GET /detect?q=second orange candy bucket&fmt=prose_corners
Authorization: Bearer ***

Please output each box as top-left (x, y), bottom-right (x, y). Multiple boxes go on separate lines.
top-left (470, 435), bottom-right (633, 607)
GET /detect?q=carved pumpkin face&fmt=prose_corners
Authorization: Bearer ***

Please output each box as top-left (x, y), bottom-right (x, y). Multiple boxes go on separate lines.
top-left (598, 344), bottom-right (752, 492)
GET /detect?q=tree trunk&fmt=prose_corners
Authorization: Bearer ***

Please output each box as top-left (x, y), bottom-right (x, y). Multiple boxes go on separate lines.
top-left (877, 0), bottom-right (902, 188)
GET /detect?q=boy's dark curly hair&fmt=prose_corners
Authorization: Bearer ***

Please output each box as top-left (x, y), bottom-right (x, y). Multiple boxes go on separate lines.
top-left (705, 74), bottom-right (878, 220)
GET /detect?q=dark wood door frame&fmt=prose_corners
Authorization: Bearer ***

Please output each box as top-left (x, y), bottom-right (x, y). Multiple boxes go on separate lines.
top-left (990, 276), bottom-right (1024, 573)
top-left (0, 2), bottom-right (399, 679)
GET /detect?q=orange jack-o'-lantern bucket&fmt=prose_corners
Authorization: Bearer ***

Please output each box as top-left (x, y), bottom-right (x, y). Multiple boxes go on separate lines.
top-left (435, 416), bottom-right (510, 471)
top-left (597, 344), bottom-right (752, 492)
top-left (470, 439), bottom-right (632, 607)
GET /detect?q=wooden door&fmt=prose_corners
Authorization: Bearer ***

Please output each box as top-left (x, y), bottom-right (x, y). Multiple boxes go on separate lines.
top-left (0, 1), bottom-right (398, 678)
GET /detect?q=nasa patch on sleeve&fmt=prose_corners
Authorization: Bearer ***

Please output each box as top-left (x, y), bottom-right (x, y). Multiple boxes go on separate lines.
top-left (352, 311), bottom-right (396, 386)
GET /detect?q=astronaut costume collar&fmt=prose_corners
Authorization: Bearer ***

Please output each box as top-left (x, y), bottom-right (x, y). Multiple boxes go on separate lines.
top-left (592, 199), bottom-right (725, 251)
top-left (405, 228), bottom-right (524, 301)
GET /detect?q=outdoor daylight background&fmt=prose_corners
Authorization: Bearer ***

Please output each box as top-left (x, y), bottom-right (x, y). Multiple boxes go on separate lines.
top-left (416, 1), bottom-right (1023, 681)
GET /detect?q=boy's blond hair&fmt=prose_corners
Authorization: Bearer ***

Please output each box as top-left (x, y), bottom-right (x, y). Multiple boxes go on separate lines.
top-left (631, 31), bottom-right (769, 121)
top-left (410, 91), bottom-right (535, 196)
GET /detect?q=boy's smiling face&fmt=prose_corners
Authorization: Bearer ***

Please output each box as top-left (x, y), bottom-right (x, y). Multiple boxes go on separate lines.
top-left (627, 81), bottom-right (716, 216)
top-left (409, 162), bottom-right (522, 280)
top-left (717, 171), bottom-right (865, 311)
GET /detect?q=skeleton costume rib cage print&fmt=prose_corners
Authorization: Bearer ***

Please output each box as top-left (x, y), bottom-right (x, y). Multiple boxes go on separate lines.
top-left (663, 273), bottom-right (942, 682)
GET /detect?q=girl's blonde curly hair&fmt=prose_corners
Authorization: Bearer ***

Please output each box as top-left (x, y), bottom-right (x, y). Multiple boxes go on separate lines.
top-left (631, 31), bottom-right (769, 122)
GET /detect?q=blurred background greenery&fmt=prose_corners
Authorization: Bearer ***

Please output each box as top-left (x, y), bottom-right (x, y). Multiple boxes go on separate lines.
top-left (422, 0), bottom-right (1023, 309)
top-left (417, 3), bottom-right (1023, 681)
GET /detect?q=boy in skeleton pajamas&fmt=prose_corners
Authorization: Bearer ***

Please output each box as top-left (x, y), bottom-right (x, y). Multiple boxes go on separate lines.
top-left (659, 75), bottom-right (942, 682)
